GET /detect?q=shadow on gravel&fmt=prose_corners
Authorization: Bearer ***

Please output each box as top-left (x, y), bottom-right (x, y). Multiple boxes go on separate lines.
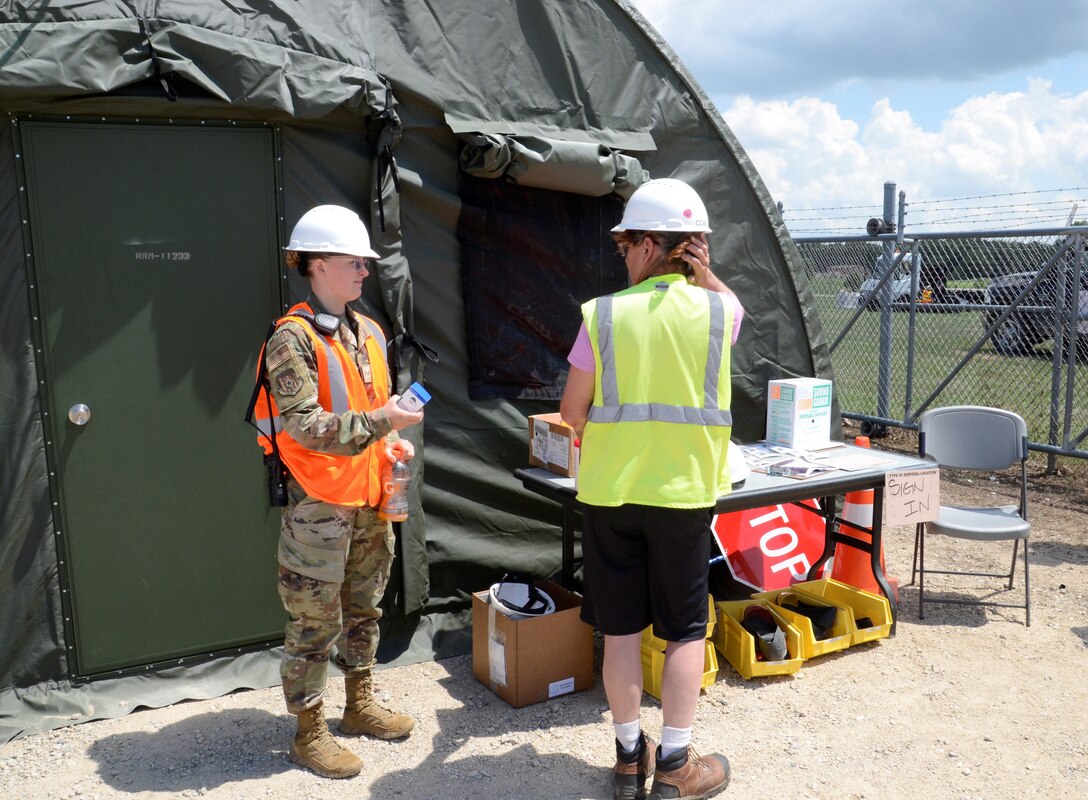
top-left (86, 707), bottom-right (292, 793)
top-left (1030, 538), bottom-right (1088, 568)
top-left (895, 583), bottom-right (1024, 628)
top-left (372, 655), bottom-right (610, 799)
top-left (371, 743), bottom-right (605, 800)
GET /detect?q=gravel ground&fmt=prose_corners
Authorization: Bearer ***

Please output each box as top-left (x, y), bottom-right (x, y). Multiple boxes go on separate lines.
top-left (3, 445), bottom-right (1087, 800)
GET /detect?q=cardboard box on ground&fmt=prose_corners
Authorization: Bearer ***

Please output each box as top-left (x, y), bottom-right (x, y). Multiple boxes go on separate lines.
top-left (472, 580), bottom-right (595, 708)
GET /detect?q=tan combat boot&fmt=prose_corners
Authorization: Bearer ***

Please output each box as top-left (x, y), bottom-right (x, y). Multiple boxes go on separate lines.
top-left (339, 672), bottom-right (415, 739)
top-left (648, 745), bottom-right (730, 800)
top-left (289, 704), bottom-right (363, 779)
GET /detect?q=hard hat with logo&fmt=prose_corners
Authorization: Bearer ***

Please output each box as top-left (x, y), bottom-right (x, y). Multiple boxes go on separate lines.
top-left (286, 204), bottom-right (379, 258)
top-left (612, 178), bottom-right (712, 233)
top-left (488, 575), bottom-right (556, 620)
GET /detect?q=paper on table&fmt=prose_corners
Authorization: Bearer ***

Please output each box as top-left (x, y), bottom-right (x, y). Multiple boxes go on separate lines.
top-left (740, 444), bottom-right (839, 479)
top-left (815, 451), bottom-right (893, 471)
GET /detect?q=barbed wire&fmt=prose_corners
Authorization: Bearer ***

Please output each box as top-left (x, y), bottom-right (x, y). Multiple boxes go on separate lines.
top-left (909, 186), bottom-right (1088, 206)
top-left (782, 187), bottom-right (1087, 234)
top-left (784, 199), bottom-right (1085, 223)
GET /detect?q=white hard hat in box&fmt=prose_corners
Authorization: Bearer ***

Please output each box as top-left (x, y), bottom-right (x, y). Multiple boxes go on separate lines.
top-left (612, 178), bottom-right (712, 233)
top-left (488, 576), bottom-right (556, 620)
top-left (286, 204), bottom-right (379, 259)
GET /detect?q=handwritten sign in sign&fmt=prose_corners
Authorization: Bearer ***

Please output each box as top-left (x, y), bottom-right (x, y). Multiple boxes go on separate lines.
top-left (884, 467), bottom-right (940, 526)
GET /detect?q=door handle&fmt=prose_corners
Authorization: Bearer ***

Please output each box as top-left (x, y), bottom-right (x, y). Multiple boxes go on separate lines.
top-left (68, 404), bottom-right (91, 426)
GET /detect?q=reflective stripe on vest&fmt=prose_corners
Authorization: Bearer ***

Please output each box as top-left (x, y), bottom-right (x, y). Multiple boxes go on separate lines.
top-left (589, 291), bottom-right (733, 428)
top-left (577, 276), bottom-right (734, 508)
top-left (256, 308), bottom-right (384, 439)
top-left (255, 323), bottom-right (348, 439)
top-left (253, 302), bottom-right (390, 506)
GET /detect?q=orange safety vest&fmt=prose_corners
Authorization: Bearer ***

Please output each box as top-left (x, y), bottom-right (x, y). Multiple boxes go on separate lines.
top-left (253, 301), bottom-right (390, 507)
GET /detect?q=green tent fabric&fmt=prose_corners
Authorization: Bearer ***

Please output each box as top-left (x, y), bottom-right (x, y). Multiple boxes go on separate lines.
top-left (458, 133), bottom-right (649, 199)
top-left (0, 1), bottom-right (834, 740)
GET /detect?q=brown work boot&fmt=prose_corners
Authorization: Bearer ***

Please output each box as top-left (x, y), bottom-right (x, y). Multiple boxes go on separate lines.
top-left (339, 672), bottom-right (415, 739)
top-left (614, 732), bottom-right (656, 800)
top-left (648, 745), bottom-right (730, 800)
top-left (289, 704), bottom-right (362, 779)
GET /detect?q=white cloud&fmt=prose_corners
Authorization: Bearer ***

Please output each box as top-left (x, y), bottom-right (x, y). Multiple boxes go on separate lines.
top-left (723, 83), bottom-right (1088, 232)
top-left (625, 0), bottom-right (1088, 230)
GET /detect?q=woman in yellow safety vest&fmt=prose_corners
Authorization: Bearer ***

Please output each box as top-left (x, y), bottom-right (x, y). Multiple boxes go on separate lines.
top-left (561, 179), bottom-right (743, 800)
top-left (253, 205), bottom-right (423, 779)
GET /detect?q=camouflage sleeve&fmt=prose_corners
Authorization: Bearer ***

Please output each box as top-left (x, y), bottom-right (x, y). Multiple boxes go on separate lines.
top-left (265, 322), bottom-right (393, 455)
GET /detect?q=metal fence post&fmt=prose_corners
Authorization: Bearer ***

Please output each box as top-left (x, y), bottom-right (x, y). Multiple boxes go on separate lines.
top-left (876, 182), bottom-right (897, 428)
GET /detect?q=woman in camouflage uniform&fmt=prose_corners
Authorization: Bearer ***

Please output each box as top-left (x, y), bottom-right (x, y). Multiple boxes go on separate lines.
top-left (254, 205), bottom-right (423, 779)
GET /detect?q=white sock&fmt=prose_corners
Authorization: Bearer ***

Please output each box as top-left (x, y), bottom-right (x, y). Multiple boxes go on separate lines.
top-left (614, 719), bottom-right (642, 753)
top-left (659, 726), bottom-right (692, 759)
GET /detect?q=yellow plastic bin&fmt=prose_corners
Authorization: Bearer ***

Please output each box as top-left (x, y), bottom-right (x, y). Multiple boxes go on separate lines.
top-left (713, 600), bottom-right (804, 680)
top-left (641, 594), bottom-right (716, 652)
top-left (787, 578), bottom-right (892, 645)
top-left (641, 639), bottom-right (718, 700)
top-left (751, 587), bottom-right (854, 660)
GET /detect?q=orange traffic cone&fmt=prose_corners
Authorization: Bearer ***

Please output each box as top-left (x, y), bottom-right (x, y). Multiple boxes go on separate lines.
top-left (831, 436), bottom-right (899, 600)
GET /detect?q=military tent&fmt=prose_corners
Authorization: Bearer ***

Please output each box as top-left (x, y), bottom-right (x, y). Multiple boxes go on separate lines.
top-left (0, 1), bottom-right (833, 740)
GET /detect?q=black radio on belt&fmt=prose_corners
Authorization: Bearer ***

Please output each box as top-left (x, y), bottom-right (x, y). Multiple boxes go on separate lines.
top-left (265, 453), bottom-right (289, 507)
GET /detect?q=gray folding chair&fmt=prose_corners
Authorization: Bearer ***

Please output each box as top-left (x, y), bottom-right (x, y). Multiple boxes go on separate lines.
top-left (911, 406), bottom-right (1031, 626)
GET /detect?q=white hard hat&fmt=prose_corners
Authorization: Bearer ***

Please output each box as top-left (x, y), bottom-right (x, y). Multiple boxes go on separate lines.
top-left (488, 576), bottom-right (556, 620)
top-left (612, 178), bottom-right (712, 233)
top-left (728, 440), bottom-right (750, 485)
top-left (286, 205), bottom-right (379, 258)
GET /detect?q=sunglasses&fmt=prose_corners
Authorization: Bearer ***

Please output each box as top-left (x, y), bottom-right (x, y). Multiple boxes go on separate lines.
top-left (615, 234), bottom-right (651, 257)
top-left (324, 255), bottom-right (369, 271)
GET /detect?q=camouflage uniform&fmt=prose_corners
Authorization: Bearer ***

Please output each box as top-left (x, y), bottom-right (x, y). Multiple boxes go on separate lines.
top-left (264, 295), bottom-right (397, 714)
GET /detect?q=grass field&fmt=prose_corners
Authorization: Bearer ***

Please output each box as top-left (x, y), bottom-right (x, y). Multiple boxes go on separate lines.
top-left (806, 274), bottom-right (1088, 455)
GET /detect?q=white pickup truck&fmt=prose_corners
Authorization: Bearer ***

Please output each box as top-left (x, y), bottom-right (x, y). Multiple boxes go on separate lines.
top-left (859, 252), bottom-right (919, 308)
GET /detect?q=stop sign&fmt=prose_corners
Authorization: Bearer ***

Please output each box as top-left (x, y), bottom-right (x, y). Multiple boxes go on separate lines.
top-left (712, 501), bottom-right (831, 592)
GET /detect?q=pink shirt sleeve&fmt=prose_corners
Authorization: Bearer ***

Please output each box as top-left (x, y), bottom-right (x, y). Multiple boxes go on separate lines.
top-left (567, 322), bottom-right (595, 372)
top-left (722, 287), bottom-right (745, 345)
top-left (568, 288), bottom-right (744, 371)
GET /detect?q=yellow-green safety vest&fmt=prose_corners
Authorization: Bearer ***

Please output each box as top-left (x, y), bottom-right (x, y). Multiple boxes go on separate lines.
top-left (578, 273), bottom-right (733, 508)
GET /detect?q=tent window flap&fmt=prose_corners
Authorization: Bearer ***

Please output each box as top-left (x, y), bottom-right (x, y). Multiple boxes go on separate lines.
top-left (456, 174), bottom-right (627, 400)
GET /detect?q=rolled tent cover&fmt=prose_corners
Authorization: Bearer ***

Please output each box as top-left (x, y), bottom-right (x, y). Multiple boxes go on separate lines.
top-left (458, 133), bottom-right (649, 199)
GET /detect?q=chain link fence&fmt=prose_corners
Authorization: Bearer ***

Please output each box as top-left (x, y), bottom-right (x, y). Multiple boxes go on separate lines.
top-left (796, 228), bottom-right (1087, 465)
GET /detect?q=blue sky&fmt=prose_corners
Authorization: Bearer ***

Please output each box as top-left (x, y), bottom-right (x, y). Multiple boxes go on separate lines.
top-left (629, 0), bottom-right (1088, 232)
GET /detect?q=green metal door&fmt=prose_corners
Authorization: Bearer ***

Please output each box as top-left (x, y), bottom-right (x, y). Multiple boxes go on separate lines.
top-left (21, 121), bottom-right (285, 675)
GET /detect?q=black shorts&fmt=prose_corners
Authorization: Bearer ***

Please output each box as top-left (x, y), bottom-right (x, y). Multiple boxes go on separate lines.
top-left (580, 503), bottom-right (712, 642)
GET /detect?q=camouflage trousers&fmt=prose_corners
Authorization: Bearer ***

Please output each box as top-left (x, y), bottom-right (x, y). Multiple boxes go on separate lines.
top-left (277, 479), bottom-right (395, 714)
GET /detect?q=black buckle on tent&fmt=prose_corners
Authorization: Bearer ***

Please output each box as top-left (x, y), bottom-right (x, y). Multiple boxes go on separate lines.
top-left (390, 332), bottom-right (439, 390)
top-left (138, 17), bottom-right (178, 102)
top-left (374, 79), bottom-right (402, 232)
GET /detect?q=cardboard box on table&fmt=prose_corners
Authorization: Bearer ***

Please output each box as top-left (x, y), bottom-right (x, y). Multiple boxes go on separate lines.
top-left (765, 378), bottom-right (833, 449)
top-left (528, 413), bottom-right (577, 477)
top-left (472, 579), bottom-right (594, 708)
